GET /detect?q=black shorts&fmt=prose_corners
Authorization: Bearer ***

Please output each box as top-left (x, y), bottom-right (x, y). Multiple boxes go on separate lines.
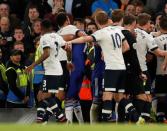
top-left (42, 75), bottom-right (62, 93)
top-left (60, 61), bottom-right (69, 90)
top-left (103, 70), bottom-right (126, 93)
top-left (125, 71), bottom-right (144, 95)
top-left (155, 75), bottom-right (167, 94)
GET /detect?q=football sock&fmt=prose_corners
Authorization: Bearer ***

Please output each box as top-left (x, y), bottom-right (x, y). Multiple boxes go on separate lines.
top-left (73, 100), bottom-right (84, 123)
top-left (37, 100), bottom-right (48, 121)
top-left (101, 100), bottom-right (112, 121)
top-left (141, 101), bottom-right (151, 121)
top-left (133, 99), bottom-right (145, 115)
top-left (65, 99), bottom-right (74, 123)
top-left (90, 103), bottom-right (101, 123)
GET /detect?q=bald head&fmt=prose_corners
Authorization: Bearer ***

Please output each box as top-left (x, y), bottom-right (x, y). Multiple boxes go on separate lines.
top-left (0, 16), bottom-right (10, 32)
top-left (0, 3), bottom-right (9, 17)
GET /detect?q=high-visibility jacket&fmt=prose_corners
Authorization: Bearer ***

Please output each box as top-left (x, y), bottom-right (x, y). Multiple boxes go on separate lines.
top-left (33, 46), bottom-right (44, 84)
top-left (79, 78), bottom-right (92, 101)
top-left (7, 67), bottom-right (28, 104)
top-left (0, 63), bottom-right (7, 82)
top-left (0, 63), bottom-right (7, 100)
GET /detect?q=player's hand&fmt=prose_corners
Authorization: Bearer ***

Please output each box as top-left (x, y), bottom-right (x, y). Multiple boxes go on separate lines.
top-left (162, 58), bottom-right (167, 71)
top-left (140, 73), bottom-right (147, 81)
top-left (65, 41), bottom-right (72, 50)
top-left (67, 62), bottom-right (75, 72)
top-left (25, 64), bottom-right (34, 73)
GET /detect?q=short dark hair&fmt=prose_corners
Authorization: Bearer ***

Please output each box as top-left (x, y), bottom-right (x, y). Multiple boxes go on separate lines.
top-left (10, 49), bottom-right (22, 56)
top-left (123, 14), bottom-right (136, 25)
top-left (14, 26), bottom-right (24, 32)
top-left (137, 13), bottom-right (151, 26)
top-left (56, 12), bottom-right (68, 27)
top-left (87, 22), bottom-right (98, 29)
top-left (159, 16), bottom-right (167, 31)
top-left (41, 19), bottom-right (52, 29)
top-left (111, 9), bottom-right (124, 23)
top-left (28, 4), bottom-right (39, 12)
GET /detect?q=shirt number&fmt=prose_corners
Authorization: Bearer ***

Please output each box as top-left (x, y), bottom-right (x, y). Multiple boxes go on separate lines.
top-left (111, 33), bottom-right (121, 49)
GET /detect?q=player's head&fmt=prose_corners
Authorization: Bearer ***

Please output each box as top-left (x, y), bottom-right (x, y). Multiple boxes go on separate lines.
top-left (159, 16), bottom-right (167, 32)
top-left (56, 12), bottom-right (70, 28)
top-left (137, 13), bottom-right (151, 31)
top-left (41, 19), bottom-right (53, 34)
top-left (123, 14), bottom-right (136, 29)
top-left (94, 11), bottom-right (108, 28)
top-left (73, 18), bottom-right (85, 30)
top-left (111, 9), bottom-right (124, 25)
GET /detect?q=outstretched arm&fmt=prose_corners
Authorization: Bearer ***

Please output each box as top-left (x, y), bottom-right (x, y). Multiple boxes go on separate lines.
top-left (25, 47), bottom-right (50, 73)
top-left (66, 36), bottom-right (94, 45)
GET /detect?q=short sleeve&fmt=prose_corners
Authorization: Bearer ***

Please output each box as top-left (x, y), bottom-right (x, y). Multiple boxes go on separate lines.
top-left (57, 35), bottom-right (66, 47)
top-left (91, 30), bottom-right (103, 42)
top-left (40, 36), bottom-right (51, 49)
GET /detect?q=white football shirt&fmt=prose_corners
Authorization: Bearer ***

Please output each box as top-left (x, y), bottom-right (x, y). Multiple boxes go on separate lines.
top-left (40, 32), bottom-right (65, 75)
top-left (57, 25), bottom-right (79, 61)
top-left (134, 28), bottom-right (158, 71)
top-left (153, 34), bottom-right (167, 75)
top-left (92, 26), bottom-right (126, 70)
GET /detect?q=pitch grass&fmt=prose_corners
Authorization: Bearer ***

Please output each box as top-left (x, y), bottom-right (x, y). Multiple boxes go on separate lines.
top-left (0, 124), bottom-right (167, 131)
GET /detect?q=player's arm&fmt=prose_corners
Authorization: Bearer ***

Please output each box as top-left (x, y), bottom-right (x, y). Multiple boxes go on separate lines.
top-left (122, 39), bottom-right (130, 53)
top-left (25, 47), bottom-right (50, 73)
top-left (152, 48), bottom-right (167, 57)
top-left (61, 34), bottom-right (75, 41)
top-left (66, 36), bottom-right (94, 45)
top-left (162, 54), bottom-right (167, 71)
top-left (76, 30), bottom-right (87, 37)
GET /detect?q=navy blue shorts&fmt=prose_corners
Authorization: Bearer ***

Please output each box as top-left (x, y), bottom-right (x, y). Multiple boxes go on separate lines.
top-left (66, 70), bottom-right (84, 99)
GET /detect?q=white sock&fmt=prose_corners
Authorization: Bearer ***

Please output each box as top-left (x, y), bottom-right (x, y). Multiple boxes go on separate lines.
top-left (115, 102), bottom-right (119, 122)
top-left (65, 106), bottom-right (73, 123)
top-left (73, 100), bottom-right (84, 123)
top-left (90, 103), bottom-right (100, 124)
top-left (74, 106), bottom-right (84, 123)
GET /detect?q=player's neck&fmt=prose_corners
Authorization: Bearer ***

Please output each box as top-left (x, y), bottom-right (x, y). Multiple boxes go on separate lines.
top-left (160, 29), bottom-right (167, 34)
top-left (137, 25), bottom-right (148, 32)
top-left (112, 22), bottom-right (122, 27)
top-left (99, 23), bottom-right (109, 29)
top-left (124, 26), bottom-right (133, 32)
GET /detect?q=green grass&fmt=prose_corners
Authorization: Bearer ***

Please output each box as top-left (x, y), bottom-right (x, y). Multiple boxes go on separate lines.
top-left (0, 124), bottom-right (167, 131)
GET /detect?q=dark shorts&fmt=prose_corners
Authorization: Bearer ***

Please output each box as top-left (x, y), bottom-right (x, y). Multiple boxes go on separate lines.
top-left (103, 70), bottom-right (126, 93)
top-left (125, 71), bottom-right (145, 95)
top-left (42, 75), bottom-right (62, 93)
top-left (155, 75), bottom-right (167, 94)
